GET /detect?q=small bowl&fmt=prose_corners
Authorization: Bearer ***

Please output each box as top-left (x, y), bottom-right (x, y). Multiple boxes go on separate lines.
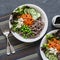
top-left (52, 15), bottom-right (60, 28)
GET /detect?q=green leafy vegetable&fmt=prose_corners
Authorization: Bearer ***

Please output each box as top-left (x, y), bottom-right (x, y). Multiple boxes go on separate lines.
top-left (42, 44), bottom-right (48, 48)
top-left (46, 34), bottom-right (54, 40)
top-left (11, 21), bottom-right (18, 25)
top-left (41, 43), bottom-right (48, 52)
top-left (15, 8), bottom-right (24, 15)
top-left (11, 20), bottom-right (22, 32)
top-left (14, 6), bottom-right (30, 15)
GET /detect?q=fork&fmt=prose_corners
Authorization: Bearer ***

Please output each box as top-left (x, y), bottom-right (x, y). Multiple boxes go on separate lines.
top-left (0, 22), bottom-right (15, 55)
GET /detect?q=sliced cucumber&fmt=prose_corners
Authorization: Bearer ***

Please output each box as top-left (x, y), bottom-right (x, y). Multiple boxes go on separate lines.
top-left (36, 12), bottom-right (41, 18)
top-left (32, 13), bottom-right (41, 20)
top-left (45, 50), bottom-right (58, 60)
top-left (32, 15), bottom-right (38, 20)
top-left (24, 8), bottom-right (28, 14)
top-left (49, 55), bottom-right (54, 60)
top-left (28, 8), bottom-right (41, 20)
top-left (45, 51), bottom-right (50, 58)
top-left (49, 55), bottom-right (58, 60)
top-left (28, 8), bottom-right (36, 15)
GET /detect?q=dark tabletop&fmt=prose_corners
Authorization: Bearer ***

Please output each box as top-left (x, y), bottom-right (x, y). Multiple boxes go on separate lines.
top-left (0, 0), bottom-right (60, 60)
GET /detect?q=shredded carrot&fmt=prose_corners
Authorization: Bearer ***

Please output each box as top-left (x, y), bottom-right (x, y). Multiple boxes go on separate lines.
top-left (48, 38), bottom-right (60, 52)
top-left (17, 14), bottom-right (34, 26)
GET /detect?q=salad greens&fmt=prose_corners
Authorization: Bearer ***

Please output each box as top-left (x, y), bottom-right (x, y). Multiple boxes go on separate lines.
top-left (41, 44), bottom-right (48, 52)
top-left (11, 21), bottom-right (18, 32)
top-left (15, 8), bottom-right (24, 15)
top-left (46, 34), bottom-right (54, 40)
top-left (14, 6), bottom-right (29, 14)
top-left (42, 44), bottom-right (48, 49)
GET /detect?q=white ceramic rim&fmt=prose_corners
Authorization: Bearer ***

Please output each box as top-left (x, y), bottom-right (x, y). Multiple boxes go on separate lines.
top-left (52, 15), bottom-right (60, 28)
top-left (9, 4), bottom-right (48, 43)
top-left (40, 29), bottom-right (58, 60)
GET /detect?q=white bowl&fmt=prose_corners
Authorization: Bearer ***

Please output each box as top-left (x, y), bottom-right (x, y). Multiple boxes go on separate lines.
top-left (9, 4), bottom-right (48, 43)
top-left (40, 29), bottom-right (58, 60)
top-left (52, 15), bottom-right (60, 28)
